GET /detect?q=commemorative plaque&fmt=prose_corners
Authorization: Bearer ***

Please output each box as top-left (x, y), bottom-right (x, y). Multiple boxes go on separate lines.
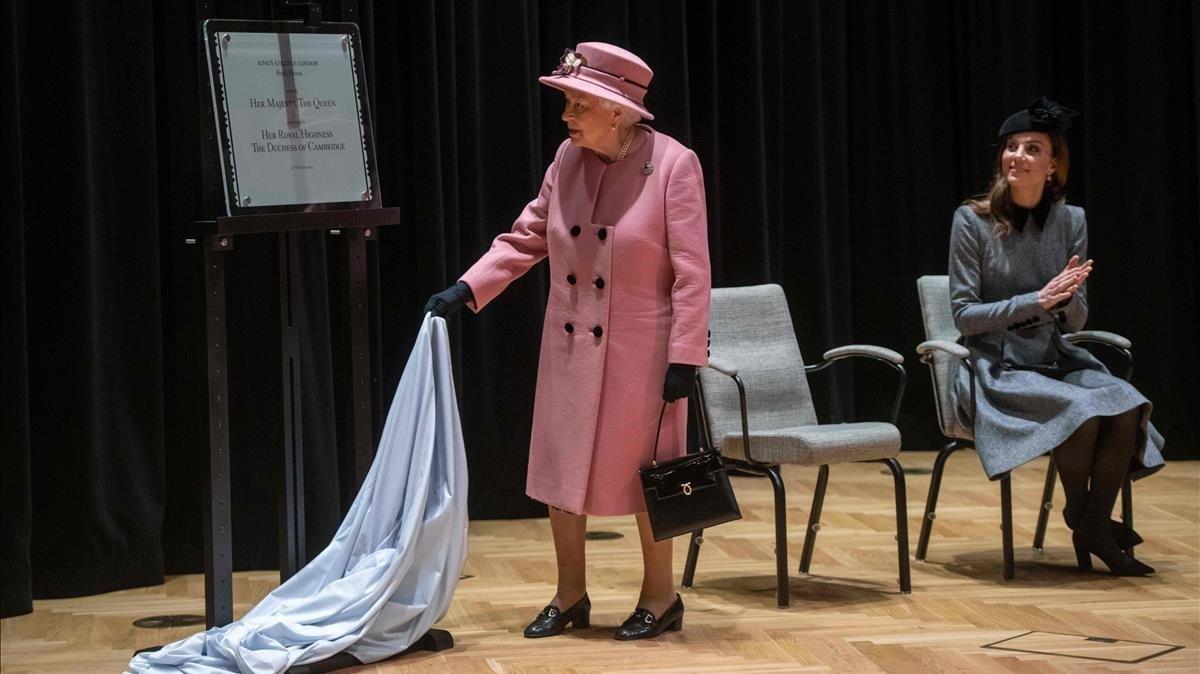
top-left (202, 20), bottom-right (379, 215)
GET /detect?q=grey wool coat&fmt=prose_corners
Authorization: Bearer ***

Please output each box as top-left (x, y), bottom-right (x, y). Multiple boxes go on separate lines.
top-left (948, 202), bottom-right (1165, 480)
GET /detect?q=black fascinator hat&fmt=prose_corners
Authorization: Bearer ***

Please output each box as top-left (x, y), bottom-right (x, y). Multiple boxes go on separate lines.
top-left (997, 96), bottom-right (1077, 137)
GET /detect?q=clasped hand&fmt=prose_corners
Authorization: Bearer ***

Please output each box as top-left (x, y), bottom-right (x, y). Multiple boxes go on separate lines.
top-left (1037, 255), bottom-right (1093, 310)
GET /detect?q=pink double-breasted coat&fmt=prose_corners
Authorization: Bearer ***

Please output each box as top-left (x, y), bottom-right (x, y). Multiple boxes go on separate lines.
top-left (459, 126), bottom-right (711, 515)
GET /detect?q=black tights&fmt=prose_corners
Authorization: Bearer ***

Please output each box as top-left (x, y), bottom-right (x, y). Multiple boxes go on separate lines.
top-left (1052, 408), bottom-right (1141, 528)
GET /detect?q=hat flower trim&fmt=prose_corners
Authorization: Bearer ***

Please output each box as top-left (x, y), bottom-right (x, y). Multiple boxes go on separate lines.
top-left (1028, 96), bottom-right (1076, 131)
top-left (553, 49), bottom-right (587, 76)
top-left (1029, 98), bottom-right (1062, 125)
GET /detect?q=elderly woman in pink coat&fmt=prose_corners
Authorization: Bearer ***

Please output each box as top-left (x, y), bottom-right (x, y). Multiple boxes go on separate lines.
top-left (425, 42), bottom-right (710, 640)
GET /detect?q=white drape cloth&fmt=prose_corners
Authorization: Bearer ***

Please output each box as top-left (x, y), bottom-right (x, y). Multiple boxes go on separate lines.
top-left (129, 316), bottom-right (468, 673)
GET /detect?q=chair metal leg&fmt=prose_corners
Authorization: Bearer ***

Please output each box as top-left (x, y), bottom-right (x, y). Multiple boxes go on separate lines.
top-left (1000, 474), bottom-right (1015, 580)
top-left (763, 465), bottom-right (790, 608)
top-left (916, 442), bottom-right (960, 561)
top-left (1033, 458), bottom-right (1057, 552)
top-left (877, 458), bottom-right (912, 594)
top-left (1122, 475), bottom-right (1135, 559)
top-left (798, 465), bottom-right (829, 576)
top-left (681, 529), bottom-right (703, 587)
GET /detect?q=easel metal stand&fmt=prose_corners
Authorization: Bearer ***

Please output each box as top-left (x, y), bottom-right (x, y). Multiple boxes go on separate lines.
top-left (279, 230), bottom-right (306, 579)
top-left (195, 209), bottom-right (398, 627)
top-left (180, 1), bottom-right (451, 668)
top-left (201, 234), bottom-right (234, 625)
top-left (345, 227), bottom-right (375, 481)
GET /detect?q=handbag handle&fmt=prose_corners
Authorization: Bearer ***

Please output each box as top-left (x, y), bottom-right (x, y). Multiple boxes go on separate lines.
top-left (649, 401), bottom-right (669, 466)
top-left (650, 386), bottom-right (716, 466)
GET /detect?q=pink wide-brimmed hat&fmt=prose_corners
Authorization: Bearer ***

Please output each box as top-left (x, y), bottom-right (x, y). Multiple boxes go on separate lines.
top-left (538, 42), bottom-right (655, 121)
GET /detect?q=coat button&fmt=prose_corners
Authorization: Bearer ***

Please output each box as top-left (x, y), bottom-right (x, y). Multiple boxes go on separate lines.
top-left (570, 225), bottom-right (581, 237)
top-left (592, 326), bottom-right (603, 337)
top-left (564, 322), bottom-right (574, 333)
top-left (597, 228), bottom-right (607, 240)
top-left (594, 277), bottom-right (605, 289)
top-left (567, 274), bottom-right (577, 285)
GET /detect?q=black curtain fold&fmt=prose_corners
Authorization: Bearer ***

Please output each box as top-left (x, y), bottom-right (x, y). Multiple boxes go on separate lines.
top-left (1, 0), bottom-right (33, 619)
top-left (6, 1), bottom-right (167, 603)
top-left (3, 0), bottom-right (1196, 617)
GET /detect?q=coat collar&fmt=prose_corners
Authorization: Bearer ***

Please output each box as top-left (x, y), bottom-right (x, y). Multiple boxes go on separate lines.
top-left (1012, 193), bottom-right (1053, 233)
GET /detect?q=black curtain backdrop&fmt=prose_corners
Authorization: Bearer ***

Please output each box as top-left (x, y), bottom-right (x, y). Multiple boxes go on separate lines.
top-left (3, 0), bottom-right (1197, 617)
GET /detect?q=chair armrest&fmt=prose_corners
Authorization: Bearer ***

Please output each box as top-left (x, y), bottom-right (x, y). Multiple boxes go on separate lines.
top-left (706, 357), bottom-right (738, 378)
top-left (1065, 330), bottom-right (1132, 352)
top-left (806, 344), bottom-right (906, 425)
top-left (916, 339), bottom-right (970, 360)
top-left (698, 357), bottom-right (761, 464)
top-left (917, 339), bottom-right (975, 428)
top-left (822, 344), bottom-right (905, 365)
top-left (1065, 330), bottom-right (1133, 381)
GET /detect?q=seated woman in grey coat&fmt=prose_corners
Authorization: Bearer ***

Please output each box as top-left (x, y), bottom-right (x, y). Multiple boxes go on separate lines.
top-left (949, 97), bottom-right (1165, 577)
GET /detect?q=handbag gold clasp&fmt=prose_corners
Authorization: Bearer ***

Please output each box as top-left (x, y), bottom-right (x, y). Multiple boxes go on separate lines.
top-left (681, 482), bottom-right (693, 496)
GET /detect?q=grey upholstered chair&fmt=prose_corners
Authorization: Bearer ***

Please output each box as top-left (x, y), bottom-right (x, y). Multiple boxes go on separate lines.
top-left (914, 275), bottom-right (1136, 579)
top-left (680, 284), bottom-right (911, 608)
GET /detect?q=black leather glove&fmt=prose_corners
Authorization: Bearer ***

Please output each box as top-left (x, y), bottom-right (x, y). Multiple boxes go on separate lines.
top-left (423, 281), bottom-right (474, 318)
top-left (662, 363), bottom-right (697, 402)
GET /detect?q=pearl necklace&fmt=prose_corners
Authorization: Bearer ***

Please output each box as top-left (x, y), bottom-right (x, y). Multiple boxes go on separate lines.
top-left (615, 127), bottom-right (636, 161)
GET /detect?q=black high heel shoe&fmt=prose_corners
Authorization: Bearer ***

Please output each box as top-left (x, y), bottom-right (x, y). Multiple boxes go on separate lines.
top-left (523, 594), bottom-right (591, 638)
top-left (1063, 504), bottom-right (1143, 550)
top-left (1072, 530), bottom-right (1155, 576)
top-left (613, 594), bottom-right (684, 641)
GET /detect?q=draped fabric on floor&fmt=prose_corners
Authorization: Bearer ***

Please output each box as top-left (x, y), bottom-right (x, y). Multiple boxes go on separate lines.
top-left (128, 315), bottom-right (467, 673)
top-left (3, 0), bottom-right (1197, 616)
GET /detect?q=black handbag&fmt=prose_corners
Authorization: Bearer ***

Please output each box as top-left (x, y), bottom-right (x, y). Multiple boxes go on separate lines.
top-left (639, 402), bottom-right (742, 542)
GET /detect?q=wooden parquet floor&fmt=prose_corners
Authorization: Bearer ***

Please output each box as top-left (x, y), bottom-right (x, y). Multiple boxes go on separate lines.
top-left (2, 454), bottom-right (1197, 673)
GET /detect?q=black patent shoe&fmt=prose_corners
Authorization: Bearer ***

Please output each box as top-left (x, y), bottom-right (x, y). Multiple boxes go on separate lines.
top-left (1072, 530), bottom-right (1155, 576)
top-left (613, 594), bottom-right (684, 641)
top-left (523, 594), bottom-right (591, 638)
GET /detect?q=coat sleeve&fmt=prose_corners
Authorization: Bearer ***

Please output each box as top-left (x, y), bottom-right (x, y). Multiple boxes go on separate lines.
top-left (1051, 209), bottom-right (1089, 332)
top-left (949, 206), bottom-right (1047, 337)
top-left (664, 149), bottom-right (712, 366)
top-left (458, 144), bottom-right (565, 312)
